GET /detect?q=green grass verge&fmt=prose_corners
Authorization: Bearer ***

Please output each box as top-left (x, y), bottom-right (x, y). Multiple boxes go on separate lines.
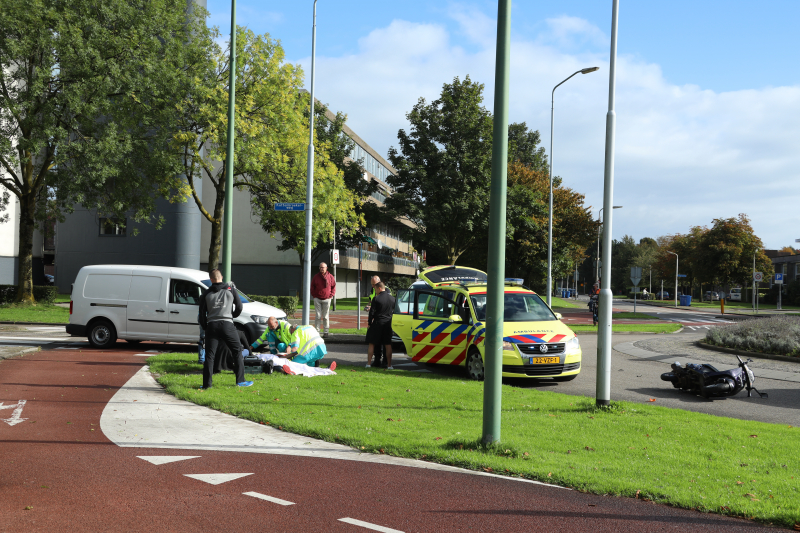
top-left (612, 312), bottom-right (662, 320)
top-left (149, 352), bottom-right (800, 527)
top-left (55, 294), bottom-right (71, 303)
top-left (329, 328), bottom-right (368, 335)
top-left (550, 297), bottom-right (582, 309)
top-left (0, 303), bottom-right (69, 323)
top-left (570, 323), bottom-right (682, 334)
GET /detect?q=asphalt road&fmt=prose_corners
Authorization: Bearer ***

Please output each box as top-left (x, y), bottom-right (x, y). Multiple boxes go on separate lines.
top-left (0, 345), bottom-right (786, 532)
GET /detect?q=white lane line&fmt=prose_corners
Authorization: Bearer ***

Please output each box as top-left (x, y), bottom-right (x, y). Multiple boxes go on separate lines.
top-left (145, 350), bottom-right (160, 353)
top-left (55, 346), bottom-right (79, 350)
top-left (184, 473), bottom-right (253, 485)
top-left (138, 456), bottom-right (200, 465)
top-left (134, 353), bottom-right (156, 357)
top-left (243, 491), bottom-right (295, 506)
top-left (338, 517), bottom-right (404, 533)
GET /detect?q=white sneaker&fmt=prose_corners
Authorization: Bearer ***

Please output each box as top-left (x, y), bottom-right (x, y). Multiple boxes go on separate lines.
top-left (386, 366), bottom-right (394, 370)
top-left (365, 364), bottom-right (371, 368)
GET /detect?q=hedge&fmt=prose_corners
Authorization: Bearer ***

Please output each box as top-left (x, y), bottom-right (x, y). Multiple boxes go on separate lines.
top-left (248, 294), bottom-right (298, 319)
top-left (0, 285), bottom-right (58, 305)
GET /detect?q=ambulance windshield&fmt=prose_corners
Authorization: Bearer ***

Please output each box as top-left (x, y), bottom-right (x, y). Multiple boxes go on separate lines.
top-left (470, 293), bottom-right (556, 322)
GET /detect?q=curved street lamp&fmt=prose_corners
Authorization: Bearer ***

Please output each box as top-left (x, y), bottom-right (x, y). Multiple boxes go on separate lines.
top-left (547, 66), bottom-right (599, 307)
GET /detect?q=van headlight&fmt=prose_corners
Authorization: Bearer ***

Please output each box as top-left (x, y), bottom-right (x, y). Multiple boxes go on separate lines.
top-left (502, 341), bottom-right (515, 351)
top-left (565, 336), bottom-right (580, 355)
top-left (250, 315), bottom-right (268, 324)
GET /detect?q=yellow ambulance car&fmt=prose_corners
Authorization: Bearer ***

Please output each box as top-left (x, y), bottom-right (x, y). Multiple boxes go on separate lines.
top-left (392, 265), bottom-right (581, 381)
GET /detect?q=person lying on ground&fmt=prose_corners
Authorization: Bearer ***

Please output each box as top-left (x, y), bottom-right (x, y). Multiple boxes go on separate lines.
top-left (253, 352), bottom-right (337, 377)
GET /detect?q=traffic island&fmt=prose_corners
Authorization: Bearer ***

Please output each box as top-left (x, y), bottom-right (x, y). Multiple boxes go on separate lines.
top-left (147, 351), bottom-right (800, 529)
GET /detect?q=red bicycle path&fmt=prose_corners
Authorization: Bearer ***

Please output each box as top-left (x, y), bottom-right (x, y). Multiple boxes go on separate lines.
top-left (0, 346), bottom-right (783, 532)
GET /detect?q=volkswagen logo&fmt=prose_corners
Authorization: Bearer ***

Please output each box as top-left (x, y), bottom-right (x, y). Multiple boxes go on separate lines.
top-left (539, 344), bottom-right (549, 354)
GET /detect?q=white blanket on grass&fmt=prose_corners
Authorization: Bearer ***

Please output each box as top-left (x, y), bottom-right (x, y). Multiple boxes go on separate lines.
top-left (254, 353), bottom-right (337, 377)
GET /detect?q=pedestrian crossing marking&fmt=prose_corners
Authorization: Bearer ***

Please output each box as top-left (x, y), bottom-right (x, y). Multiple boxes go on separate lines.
top-left (243, 491), bottom-right (295, 506)
top-left (184, 473), bottom-right (253, 485)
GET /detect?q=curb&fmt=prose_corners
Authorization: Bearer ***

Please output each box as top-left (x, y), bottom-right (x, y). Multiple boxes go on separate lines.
top-left (0, 345), bottom-right (41, 361)
top-left (325, 334), bottom-right (367, 344)
top-left (694, 340), bottom-right (800, 364)
top-left (0, 321), bottom-right (66, 327)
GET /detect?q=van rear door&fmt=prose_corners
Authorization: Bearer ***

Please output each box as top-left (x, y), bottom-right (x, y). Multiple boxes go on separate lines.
top-left (126, 274), bottom-right (168, 339)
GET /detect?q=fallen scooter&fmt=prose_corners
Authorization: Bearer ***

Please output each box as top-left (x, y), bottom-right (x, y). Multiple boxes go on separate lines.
top-left (660, 355), bottom-right (768, 399)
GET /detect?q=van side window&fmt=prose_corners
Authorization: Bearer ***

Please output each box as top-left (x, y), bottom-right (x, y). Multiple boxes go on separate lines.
top-left (170, 279), bottom-right (203, 305)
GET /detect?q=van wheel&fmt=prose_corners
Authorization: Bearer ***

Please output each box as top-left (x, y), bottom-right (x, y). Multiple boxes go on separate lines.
top-left (88, 319), bottom-right (117, 349)
top-left (465, 348), bottom-right (484, 381)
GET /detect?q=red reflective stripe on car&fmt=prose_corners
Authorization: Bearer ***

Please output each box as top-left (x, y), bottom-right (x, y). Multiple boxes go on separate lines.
top-left (451, 352), bottom-right (467, 366)
top-left (412, 344), bottom-right (435, 361)
top-left (427, 346), bottom-right (453, 364)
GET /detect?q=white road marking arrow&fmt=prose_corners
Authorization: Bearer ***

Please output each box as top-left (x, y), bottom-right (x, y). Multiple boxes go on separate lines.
top-left (137, 456), bottom-right (200, 465)
top-left (183, 473), bottom-right (253, 485)
top-left (0, 400), bottom-right (27, 426)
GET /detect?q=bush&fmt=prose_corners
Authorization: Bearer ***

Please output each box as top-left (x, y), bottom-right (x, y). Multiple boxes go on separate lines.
top-left (385, 275), bottom-right (415, 295)
top-left (705, 316), bottom-right (800, 357)
top-left (248, 294), bottom-right (297, 320)
top-left (0, 285), bottom-right (57, 304)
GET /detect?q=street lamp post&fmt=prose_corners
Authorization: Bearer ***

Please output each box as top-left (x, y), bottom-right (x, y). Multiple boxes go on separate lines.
top-left (595, 206), bottom-right (622, 283)
top-left (547, 66), bottom-right (599, 307)
top-left (596, 0), bottom-right (620, 408)
top-left (220, 0), bottom-right (237, 282)
top-left (666, 251), bottom-right (678, 308)
top-left (301, 0), bottom-right (319, 326)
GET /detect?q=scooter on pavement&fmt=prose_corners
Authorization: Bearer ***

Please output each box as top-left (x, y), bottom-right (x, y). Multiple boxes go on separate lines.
top-left (660, 355), bottom-right (768, 399)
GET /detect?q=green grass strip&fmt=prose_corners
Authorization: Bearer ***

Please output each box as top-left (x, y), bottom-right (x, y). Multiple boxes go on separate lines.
top-left (612, 312), bottom-right (662, 320)
top-left (0, 304), bottom-right (69, 323)
top-left (550, 297), bottom-right (582, 309)
top-left (149, 352), bottom-right (800, 527)
top-left (570, 324), bottom-right (682, 334)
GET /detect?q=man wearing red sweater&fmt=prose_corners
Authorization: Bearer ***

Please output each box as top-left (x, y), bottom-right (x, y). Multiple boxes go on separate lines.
top-left (310, 262), bottom-right (336, 337)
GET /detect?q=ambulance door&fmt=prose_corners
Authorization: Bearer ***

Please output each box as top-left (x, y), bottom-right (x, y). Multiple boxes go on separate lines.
top-left (411, 290), bottom-right (466, 364)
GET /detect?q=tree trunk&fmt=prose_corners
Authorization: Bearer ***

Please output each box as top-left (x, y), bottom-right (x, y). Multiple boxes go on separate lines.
top-left (14, 192), bottom-right (37, 304)
top-left (206, 181), bottom-right (225, 270)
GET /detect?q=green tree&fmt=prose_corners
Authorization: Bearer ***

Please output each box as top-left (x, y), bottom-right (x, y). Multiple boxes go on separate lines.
top-left (0, 0), bottom-right (208, 302)
top-left (172, 28), bottom-right (319, 269)
top-left (386, 76), bottom-right (493, 265)
top-left (507, 122), bottom-right (548, 171)
top-left (696, 214), bottom-right (772, 290)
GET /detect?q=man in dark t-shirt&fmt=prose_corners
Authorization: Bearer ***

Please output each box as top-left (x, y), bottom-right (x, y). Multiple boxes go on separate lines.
top-left (366, 282), bottom-right (396, 369)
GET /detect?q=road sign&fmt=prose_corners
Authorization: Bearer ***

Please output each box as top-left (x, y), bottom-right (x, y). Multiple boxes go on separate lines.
top-left (331, 249), bottom-right (340, 265)
top-left (274, 202), bottom-right (305, 211)
top-left (630, 266), bottom-right (642, 287)
top-left (774, 273), bottom-right (783, 284)
top-left (753, 272), bottom-right (763, 282)
top-left (677, 274), bottom-right (687, 278)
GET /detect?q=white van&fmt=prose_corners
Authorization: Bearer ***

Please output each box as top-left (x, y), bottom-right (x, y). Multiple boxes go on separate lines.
top-left (729, 288), bottom-right (742, 302)
top-left (67, 265), bottom-right (286, 349)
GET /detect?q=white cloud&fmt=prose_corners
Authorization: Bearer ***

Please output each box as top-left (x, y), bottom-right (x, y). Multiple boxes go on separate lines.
top-left (290, 11), bottom-right (800, 249)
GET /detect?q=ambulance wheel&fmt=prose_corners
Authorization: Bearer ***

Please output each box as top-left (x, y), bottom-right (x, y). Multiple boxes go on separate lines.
top-left (466, 348), bottom-right (484, 381)
top-left (88, 319), bottom-right (117, 349)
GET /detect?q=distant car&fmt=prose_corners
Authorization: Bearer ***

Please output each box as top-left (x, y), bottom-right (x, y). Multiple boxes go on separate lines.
top-left (704, 291), bottom-right (723, 301)
top-left (656, 291), bottom-right (669, 299)
top-left (44, 274), bottom-right (54, 286)
top-left (729, 288), bottom-right (742, 301)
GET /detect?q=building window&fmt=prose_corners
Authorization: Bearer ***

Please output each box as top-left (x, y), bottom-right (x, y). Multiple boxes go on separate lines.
top-left (99, 218), bottom-right (127, 236)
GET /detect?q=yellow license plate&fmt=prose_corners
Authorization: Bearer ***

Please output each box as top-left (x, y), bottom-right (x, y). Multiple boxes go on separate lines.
top-left (529, 357), bottom-right (559, 364)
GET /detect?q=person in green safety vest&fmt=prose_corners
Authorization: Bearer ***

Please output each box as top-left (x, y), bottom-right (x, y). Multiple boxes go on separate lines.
top-left (277, 324), bottom-right (333, 373)
top-left (251, 316), bottom-right (293, 354)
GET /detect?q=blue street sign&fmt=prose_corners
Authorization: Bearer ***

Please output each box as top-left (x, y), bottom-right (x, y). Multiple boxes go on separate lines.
top-left (677, 274), bottom-right (687, 278)
top-left (274, 202), bottom-right (305, 212)
top-left (775, 273), bottom-right (784, 284)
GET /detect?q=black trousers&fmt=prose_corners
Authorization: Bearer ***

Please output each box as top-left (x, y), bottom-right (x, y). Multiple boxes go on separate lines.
top-left (203, 320), bottom-right (245, 388)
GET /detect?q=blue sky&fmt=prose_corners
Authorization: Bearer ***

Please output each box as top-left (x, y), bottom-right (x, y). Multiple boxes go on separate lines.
top-left (205, 1), bottom-right (800, 249)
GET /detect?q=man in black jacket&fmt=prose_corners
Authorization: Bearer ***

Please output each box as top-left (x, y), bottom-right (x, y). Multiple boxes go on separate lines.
top-left (198, 269), bottom-right (252, 389)
top-left (366, 282), bottom-right (395, 369)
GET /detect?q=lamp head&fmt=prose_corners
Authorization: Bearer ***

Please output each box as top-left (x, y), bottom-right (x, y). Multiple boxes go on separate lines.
top-left (581, 67), bottom-right (600, 74)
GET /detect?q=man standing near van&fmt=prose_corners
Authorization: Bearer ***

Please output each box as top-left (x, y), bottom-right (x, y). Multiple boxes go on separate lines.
top-left (310, 262), bottom-right (336, 338)
top-left (366, 282), bottom-right (395, 369)
top-left (198, 269), bottom-right (253, 389)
